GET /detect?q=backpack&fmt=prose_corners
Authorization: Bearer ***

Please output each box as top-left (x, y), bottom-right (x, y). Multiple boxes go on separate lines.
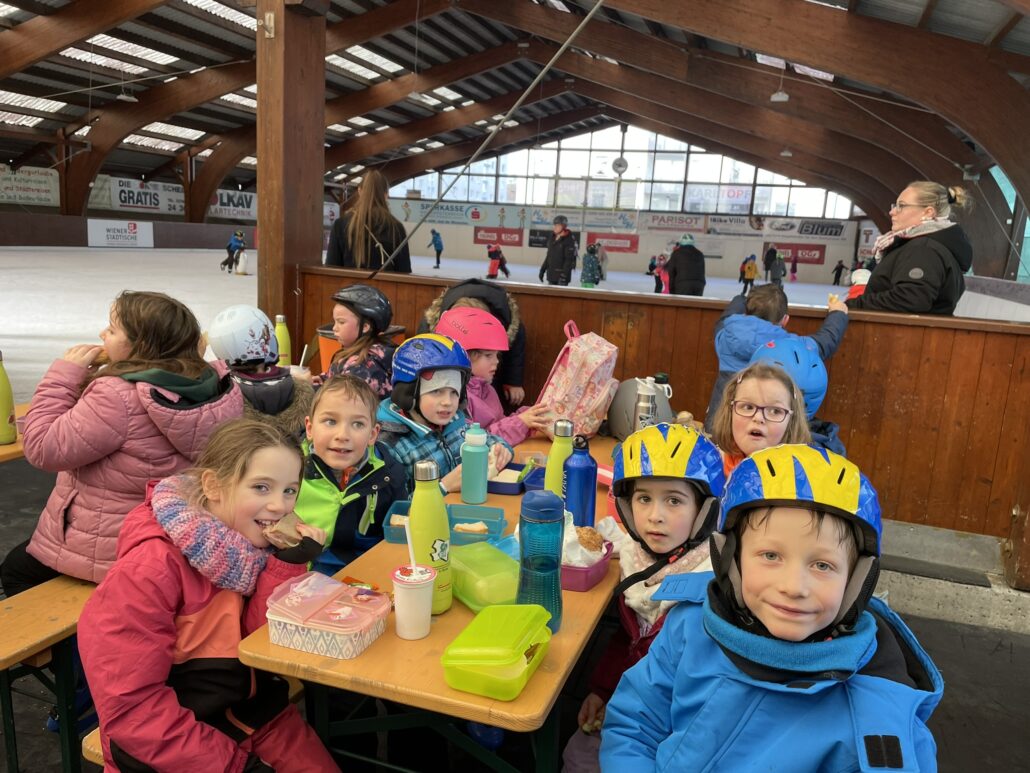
top-left (536, 321), bottom-right (619, 438)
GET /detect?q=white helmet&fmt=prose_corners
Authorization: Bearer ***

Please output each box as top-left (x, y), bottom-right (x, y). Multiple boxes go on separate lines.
top-left (208, 305), bottom-right (278, 367)
top-left (851, 268), bottom-right (872, 286)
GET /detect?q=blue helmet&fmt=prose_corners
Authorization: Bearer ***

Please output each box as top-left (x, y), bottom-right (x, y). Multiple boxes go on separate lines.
top-left (390, 334), bottom-right (471, 413)
top-left (749, 338), bottom-right (827, 419)
top-left (712, 445), bottom-right (882, 635)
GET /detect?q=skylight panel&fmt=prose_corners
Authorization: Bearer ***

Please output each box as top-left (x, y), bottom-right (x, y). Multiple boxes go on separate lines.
top-left (0, 111), bottom-right (42, 127)
top-left (60, 47), bottom-right (147, 74)
top-left (502, 120), bottom-right (519, 128)
top-left (0, 89), bottom-right (67, 114)
top-left (196, 148), bottom-right (213, 158)
top-left (460, 100), bottom-right (475, 107)
top-left (220, 92), bottom-right (257, 108)
top-left (334, 172), bottom-right (347, 181)
top-left (545, 0), bottom-right (571, 11)
top-left (87, 34), bottom-right (178, 66)
top-left (73, 126), bottom-right (91, 137)
top-left (328, 123), bottom-right (352, 133)
top-left (239, 156), bottom-right (257, 167)
top-left (326, 54), bottom-right (379, 81)
top-left (347, 45), bottom-right (403, 73)
top-left (181, 0), bottom-right (256, 31)
top-left (125, 134), bottom-right (184, 152)
top-left (434, 87), bottom-right (463, 101)
top-left (244, 84), bottom-right (257, 94)
top-left (441, 105), bottom-right (455, 112)
top-left (410, 92), bottom-right (441, 106)
top-left (755, 54), bottom-right (786, 69)
top-left (142, 122), bottom-right (205, 140)
top-left (793, 64), bottom-right (835, 81)
top-left (349, 116), bottom-right (374, 126)
top-left (408, 146), bottom-right (425, 154)
top-left (0, 3), bottom-right (18, 18)
top-left (351, 165), bottom-right (365, 173)
top-left (425, 141), bottom-right (444, 149)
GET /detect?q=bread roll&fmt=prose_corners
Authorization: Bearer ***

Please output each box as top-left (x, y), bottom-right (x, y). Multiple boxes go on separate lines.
top-left (453, 521), bottom-right (489, 534)
top-left (575, 526), bottom-right (604, 553)
top-left (263, 512), bottom-right (303, 548)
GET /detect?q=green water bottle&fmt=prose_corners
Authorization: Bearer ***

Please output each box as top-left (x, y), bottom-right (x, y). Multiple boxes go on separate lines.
top-left (274, 314), bottom-right (291, 367)
top-left (409, 459), bottom-right (452, 614)
top-left (0, 351), bottom-right (15, 445)
top-left (544, 419), bottom-right (574, 500)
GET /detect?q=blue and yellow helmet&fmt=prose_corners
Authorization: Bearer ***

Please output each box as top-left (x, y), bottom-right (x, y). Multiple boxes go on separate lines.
top-left (612, 423), bottom-right (726, 558)
top-left (748, 338), bottom-right (828, 420)
top-left (390, 333), bottom-right (471, 413)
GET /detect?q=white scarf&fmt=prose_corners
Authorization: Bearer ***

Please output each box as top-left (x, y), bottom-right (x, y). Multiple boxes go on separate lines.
top-left (873, 217), bottom-right (954, 259)
top-left (620, 540), bottom-right (712, 632)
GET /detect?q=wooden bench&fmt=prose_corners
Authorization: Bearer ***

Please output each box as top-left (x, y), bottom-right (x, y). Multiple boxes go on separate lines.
top-left (0, 575), bottom-right (96, 773)
top-left (81, 677), bottom-right (305, 766)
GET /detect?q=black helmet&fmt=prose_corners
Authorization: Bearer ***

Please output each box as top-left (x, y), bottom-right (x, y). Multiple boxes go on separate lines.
top-left (553, 215), bottom-right (568, 226)
top-left (330, 284), bottom-right (393, 335)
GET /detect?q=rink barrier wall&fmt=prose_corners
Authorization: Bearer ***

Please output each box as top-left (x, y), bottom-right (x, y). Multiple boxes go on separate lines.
top-left (0, 213), bottom-right (258, 249)
top-left (300, 267), bottom-right (1030, 546)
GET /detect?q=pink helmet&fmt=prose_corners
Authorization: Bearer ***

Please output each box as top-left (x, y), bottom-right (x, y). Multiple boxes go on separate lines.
top-left (435, 307), bottom-right (510, 352)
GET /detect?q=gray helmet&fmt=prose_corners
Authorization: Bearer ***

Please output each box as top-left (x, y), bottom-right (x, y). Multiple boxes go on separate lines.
top-left (553, 215), bottom-right (568, 226)
top-left (330, 284), bottom-right (392, 335)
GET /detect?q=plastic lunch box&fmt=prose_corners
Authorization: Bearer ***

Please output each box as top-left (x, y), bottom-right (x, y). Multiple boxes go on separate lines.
top-left (266, 571), bottom-right (391, 659)
top-left (441, 604), bottom-right (552, 701)
top-left (486, 462), bottom-right (547, 495)
top-left (450, 542), bottom-right (519, 612)
top-left (560, 540), bottom-right (614, 592)
top-left (384, 501), bottom-right (507, 546)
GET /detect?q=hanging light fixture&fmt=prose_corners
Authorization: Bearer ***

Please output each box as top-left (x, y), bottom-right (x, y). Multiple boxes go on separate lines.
top-left (770, 63), bottom-right (789, 103)
top-left (780, 148), bottom-right (793, 157)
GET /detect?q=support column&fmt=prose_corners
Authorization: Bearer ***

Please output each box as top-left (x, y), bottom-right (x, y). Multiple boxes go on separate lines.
top-left (255, 0), bottom-right (328, 343)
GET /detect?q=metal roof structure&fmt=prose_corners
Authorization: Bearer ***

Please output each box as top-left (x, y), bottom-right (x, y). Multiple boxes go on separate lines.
top-left (0, 0), bottom-right (1027, 220)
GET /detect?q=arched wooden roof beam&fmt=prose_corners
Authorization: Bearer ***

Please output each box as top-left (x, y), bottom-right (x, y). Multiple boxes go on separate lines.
top-left (59, 0), bottom-right (453, 215)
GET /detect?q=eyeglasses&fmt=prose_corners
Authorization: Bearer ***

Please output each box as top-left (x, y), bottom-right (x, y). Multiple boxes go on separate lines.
top-left (889, 201), bottom-right (920, 212)
top-left (731, 400), bottom-right (793, 423)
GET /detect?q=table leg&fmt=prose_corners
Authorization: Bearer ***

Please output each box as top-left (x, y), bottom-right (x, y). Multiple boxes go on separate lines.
top-left (51, 638), bottom-right (81, 773)
top-left (304, 681), bottom-right (331, 744)
top-left (531, 705), bottom-right (560, 773)
top-left (1, 667), bottom-right (19, 773)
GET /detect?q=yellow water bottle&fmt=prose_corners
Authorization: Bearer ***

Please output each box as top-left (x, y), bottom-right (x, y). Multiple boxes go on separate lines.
top-left (544, 419), bottom-right (574, 500)
top-left (274, 314), bottom-right (291, 367)
top-left (0, 351), bottom-right (16, 445)
top-left (408, 459), bottom-right (452, 614)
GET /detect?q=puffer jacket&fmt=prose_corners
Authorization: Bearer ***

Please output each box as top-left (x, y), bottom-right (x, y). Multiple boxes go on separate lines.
top-left (464, 376), bottom-right (532, 448)
top-left (24, 359), bottom-right (242, 583)
top-left (418, 278), bottom-right (526, 390)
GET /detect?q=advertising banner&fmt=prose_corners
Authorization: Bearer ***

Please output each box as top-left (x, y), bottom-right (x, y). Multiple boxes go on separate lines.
top-left (473, 226), bottom-right (523, 246)
top-left (208, 189), bottom-right (258, 220)
top-left (586, 232), bottom-right (639, 253)
top-left (709, 215), bottom-right (854, 242)
top-left (324, 201), bottom-right (339, 227)
top-left (390, 199), bottom-right (509, 226)
top-left (528, 207), bottom-right (585, 229)
top-left (764, 241), bottom-right (826, 265)
top-left (87, 219), bottom-right (155, 248)
top-left (638, 212), bottom-right (706, 233)
top-left (856, 219), bottom-right (880, 262)
top-left (108, 177), bottom-right (184, 215)
top-left (581, 209), bottom-right (638, 230)
top-left (0, 165), bottom-right (60, 206)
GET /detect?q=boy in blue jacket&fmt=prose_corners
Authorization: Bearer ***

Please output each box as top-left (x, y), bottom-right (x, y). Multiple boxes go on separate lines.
top-left (377, 334), bottom-right (512, 495)
top-left (601, 445), bottom-right (943, 771)
top-left (704, 284), bottom-right (848, 431)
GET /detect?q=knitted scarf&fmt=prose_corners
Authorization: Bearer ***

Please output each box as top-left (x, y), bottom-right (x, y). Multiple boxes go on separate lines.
top-left (873, 217), bottom-right (954, 259)
top-left (621, 540), bottom-right (712, 630)
top-left (152, 475), bottom-right (269, 595)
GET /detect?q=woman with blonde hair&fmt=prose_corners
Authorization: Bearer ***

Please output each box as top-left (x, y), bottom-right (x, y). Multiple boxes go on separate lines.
top-left (847, 181), bottom-right (973, 315)
top-left (325, 169), bottom-right (411, 273)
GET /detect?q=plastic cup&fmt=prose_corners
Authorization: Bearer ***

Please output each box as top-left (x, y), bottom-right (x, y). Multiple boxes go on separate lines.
top-left (392, 564), bottom-right (437, 640)
top-left (288, 364), bottom-right (311, 381)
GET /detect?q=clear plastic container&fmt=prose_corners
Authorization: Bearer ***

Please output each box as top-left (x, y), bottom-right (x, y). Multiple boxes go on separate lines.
top-left (441, 604), bottom-right (552, 701)
top-left (450, 542), bottom-right (519, 612)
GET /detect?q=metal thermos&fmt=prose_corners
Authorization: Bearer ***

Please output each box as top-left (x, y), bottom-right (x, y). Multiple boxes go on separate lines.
top-left (634, 377), bottom-right (658, 431)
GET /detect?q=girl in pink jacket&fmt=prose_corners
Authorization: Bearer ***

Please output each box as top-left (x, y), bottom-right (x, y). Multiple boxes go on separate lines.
top-left (434, 307), bottom-right (550, 447)
top-left (78, 419), bottom-right (339, 772)
top-left (0, 291), bottom-right (243, 594)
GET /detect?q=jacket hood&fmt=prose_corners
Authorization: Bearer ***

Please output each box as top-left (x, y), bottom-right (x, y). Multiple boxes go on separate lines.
top-left (922, 223), bottom-right (973, 273)
top-left (715, 316), bottom-right (788, 373)
top-left (116, 480), bottom-right (173, 559)
top-left (423, 279), bottom-right (521, 345)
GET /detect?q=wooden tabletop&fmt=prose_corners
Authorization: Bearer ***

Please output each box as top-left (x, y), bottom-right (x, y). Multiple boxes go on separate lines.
top-left (0, 404), bottom-right (29, 465)
top-left (238, 435), bottom-right (621, 733)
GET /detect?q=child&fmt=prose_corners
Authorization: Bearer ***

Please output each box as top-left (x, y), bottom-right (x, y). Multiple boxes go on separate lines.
top-left (377, 334), bottom-right (513, 494)
top-left (486, 243), bottom-right (510, 279)
top-left (581, 243), bottom-right (603, 288)
top-left (433, 308), bottom-right (550, 447)
top-left (321, 284), bottom-right (395, 397)
top-left (208, 304), bottom-right (313, 436)
top-left (703, 283), bottom-right (848, 431)
top-left (749, 337), bottom-right (845, 456)
top-left (221, 229), bottom-right (245, 272)
top-left (601, 445), bottom-right (943, 770)
top-left (563, 423), bottom-right (725, 771)
top-left (428, 228), bottom-right (444, 269)
top-left (709, 361), bottom-right (811, 477)
top-left (653, 254), bottom-right (669, 294)
top-left (296, 375), bottom-right (406, 576)
top-left (77, 419), bottom-right (339, 772)
top-left (1, 291), bottom-right (242, 594)
top-left (742, 254), bottom-right (758, 295)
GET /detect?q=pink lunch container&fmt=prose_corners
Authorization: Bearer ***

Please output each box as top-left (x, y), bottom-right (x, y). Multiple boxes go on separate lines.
top-left (561, 541), bottom-right (614, 592)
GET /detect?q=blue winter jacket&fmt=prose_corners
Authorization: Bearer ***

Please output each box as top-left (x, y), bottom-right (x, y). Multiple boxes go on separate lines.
top-left (601, 572), bottom-right (943, 772)
top-left (375, 400), bottom-right (512, 494)
top-left (227, 234), bottom-right (245, 252)
top-left (703, 295), bottom-right (849, 430)
top-left (429, 232), bottom-right (444, 251)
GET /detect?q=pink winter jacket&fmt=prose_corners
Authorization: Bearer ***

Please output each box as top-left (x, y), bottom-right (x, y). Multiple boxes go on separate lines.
top-left (24, 359), bottom-right (243, 583)
top-left (465, 376), bottom-right (532, 448)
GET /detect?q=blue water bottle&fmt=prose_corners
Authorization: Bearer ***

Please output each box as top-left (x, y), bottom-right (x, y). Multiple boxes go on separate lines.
top-left (460, 423), bottom-right (489, 504)
top-left (516, 490), bottom-right (565, 633)
top-left (563, 435), bottom-right (597, 528)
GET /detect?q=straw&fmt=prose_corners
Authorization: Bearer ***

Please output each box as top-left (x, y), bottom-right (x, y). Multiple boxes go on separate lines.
top-left (403, 518), bottom-right (418, 573)
top-left (299, 343), bottom-right (309, 368)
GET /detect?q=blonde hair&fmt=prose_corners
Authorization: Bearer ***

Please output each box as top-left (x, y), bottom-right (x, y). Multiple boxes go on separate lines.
top-left (88, 291), bottom-right (208, 385)
top-left (185, 418), bottom-right (303, 510)
top-left (451, 297), bottom-right (490, 312)
top-left (710, 363), bottom-right (811, 455)
top-left (904, 181), bottom-right (972, 219)
top-left (345, 169), bottom-right (404, 269)
top-left (309, 374), bottom-right (379, 425)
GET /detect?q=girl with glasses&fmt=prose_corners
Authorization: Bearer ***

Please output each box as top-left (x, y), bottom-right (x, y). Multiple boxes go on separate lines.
top-left (709, 362), bottom-right (811, 477)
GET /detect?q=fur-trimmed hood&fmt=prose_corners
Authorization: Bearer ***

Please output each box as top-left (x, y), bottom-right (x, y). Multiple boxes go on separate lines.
top-left (421, 279), bottom-right (521, 346)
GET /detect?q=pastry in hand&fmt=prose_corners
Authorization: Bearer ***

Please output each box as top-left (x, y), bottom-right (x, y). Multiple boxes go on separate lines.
top-left (453, 521), bottom-right (489, 534)
top-left (263, 512), bottom-right (303, 549)
top-left (93, 350), bottom-right (110, 366)
top-left (575, 526), bottom-right (604, 553)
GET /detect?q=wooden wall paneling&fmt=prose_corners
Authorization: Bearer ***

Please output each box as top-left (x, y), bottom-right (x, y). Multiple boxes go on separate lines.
top-left (647, 303), bottom-right (679, 384)
top-left (671, 307), bottom-right (710, 418)
top-left (620, 305), bottom-right (650, 380)
top-left (838, 323), bottom-right (891, 477)
top-left (924, 330), bottom-right (987, 531)
top-left (868, 325), bottom-right (924, 521)
top-left (391, 280), bottom-right (421, 335)
top-left (819, 321), bottom-right (867, 453)
top-left (986, 335), bottom-right (1030, 537)
top-left (954, 333), bottom-right (1017, 534)
top-left (893, 327), bottom-right (953, 525)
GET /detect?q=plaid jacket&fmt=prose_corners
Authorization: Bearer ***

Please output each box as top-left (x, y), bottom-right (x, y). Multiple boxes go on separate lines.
top-left (376, 399), bottom-right (513, 493)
